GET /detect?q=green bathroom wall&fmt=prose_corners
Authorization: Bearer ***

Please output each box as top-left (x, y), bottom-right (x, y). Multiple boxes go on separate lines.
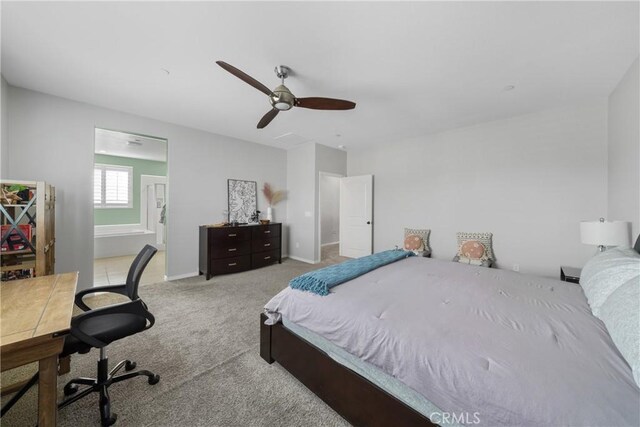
top-left (94, 154), bottom-right (167, 225)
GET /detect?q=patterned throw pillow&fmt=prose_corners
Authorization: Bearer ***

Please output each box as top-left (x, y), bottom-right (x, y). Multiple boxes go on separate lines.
top-left (454, 232), bottom-right (494, 267)
top-left (460, 240), bottom-right (486, 260)
top-left (404, 234), bottom-right (424, 251)
top-left (404, 228), bottom-right (431, 256)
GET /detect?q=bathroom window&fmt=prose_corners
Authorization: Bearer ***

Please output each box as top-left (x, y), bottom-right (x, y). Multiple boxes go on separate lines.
top-left (94, 164), bottom-right (133, 208)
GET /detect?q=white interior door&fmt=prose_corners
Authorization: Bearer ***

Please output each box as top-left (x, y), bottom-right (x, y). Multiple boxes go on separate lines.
top-left (339, 175), bottom-right (373, 258)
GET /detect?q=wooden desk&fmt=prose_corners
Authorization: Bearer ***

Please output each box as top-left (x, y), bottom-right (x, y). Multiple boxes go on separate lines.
top-left (1, 272), bottom-right (78, 426)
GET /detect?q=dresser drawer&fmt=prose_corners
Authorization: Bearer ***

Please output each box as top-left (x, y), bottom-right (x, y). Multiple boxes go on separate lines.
top-left (210, 255), bottom-right (251, 275)
top-left (210, 240), bottom-right (251, 259)
top-left (251, 237), bottom-right (281, 252)
top-left (251, 224), bottom-right (280, 239)
top-left (209, 227), bottom-right (252, 243)
top-left (252, 249), bottom-right (280, 269)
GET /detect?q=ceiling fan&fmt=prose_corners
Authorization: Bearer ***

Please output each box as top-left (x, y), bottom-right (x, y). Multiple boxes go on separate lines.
top-left (216, 61), bottom-right (356, 129)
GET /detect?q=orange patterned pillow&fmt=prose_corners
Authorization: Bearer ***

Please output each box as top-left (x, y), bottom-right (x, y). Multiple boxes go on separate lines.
top-left (404, 234), bottom-right (424, 251)
top-left (460, 240), bottom-right (486, 260)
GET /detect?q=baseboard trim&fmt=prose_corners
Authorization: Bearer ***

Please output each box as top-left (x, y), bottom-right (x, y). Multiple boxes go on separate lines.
top-left (165, 271), bottom-right (199, 281)
top-left (287, 255), bottom-right (318, 264)
top-left (321, 242), bottom-right (339, 247)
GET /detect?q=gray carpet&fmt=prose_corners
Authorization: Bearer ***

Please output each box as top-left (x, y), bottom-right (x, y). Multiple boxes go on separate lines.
top-left (1, 256), bottom-right (351, 427)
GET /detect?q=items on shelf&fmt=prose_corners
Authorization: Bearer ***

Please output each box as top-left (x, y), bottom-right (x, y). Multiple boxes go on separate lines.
top-left (1, 224), bottom-right (33, 252)
top-left (0, 180), bottom-right (56, 281)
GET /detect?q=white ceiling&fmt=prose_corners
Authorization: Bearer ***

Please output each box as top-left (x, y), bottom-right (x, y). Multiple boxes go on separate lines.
top-left (94, 128), bottom-right (167, 162)
top-left (2, 2), bottom-right (638, 150)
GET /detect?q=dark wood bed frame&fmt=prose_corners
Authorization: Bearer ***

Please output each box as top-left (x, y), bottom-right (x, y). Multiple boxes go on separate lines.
top-left (260, 236), bottom-right (640, 426)
top-left (260, 313), bottom-right (436, 426)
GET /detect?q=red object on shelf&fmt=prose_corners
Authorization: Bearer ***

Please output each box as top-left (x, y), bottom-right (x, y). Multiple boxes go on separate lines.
top-left (1, 224), bottom-right (32, 252)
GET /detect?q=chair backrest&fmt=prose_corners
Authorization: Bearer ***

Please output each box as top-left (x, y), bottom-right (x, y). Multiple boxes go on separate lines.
top-left (125, 244), bottom-right (158, 300)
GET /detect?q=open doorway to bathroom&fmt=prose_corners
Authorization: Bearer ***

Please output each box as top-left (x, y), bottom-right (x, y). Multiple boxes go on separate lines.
top-left (93, 128), bottom-right (168, 286)
top-left (318, 172), bottom-right (343, 262)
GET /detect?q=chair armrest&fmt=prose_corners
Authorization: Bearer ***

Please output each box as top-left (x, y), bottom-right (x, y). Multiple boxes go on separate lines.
top-left (75, 284), bottom-right (129, 311)
top-left (70, 299), bottom-right (155, 349)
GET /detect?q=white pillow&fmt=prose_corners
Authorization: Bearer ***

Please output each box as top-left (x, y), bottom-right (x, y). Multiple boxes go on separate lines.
top-left (598, 276), bottom-right (640, 386)
top-left (580, 247), bottom-right (640, 315)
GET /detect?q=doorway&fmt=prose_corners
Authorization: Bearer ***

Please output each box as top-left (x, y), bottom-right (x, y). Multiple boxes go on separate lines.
top-left (141, 175), bottom-right (167, 250)
top-left (93, 128), bottom-right (168, 286)
top-left (318, 172), bottom-right (343, 262)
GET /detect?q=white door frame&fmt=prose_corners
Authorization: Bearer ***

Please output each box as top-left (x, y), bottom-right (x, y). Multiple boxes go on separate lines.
top-left (317, 171), bottom-right (344, 263)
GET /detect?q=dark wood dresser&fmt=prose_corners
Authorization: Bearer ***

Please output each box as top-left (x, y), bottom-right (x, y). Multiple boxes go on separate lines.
top-left (199, 223), bottom-right (282, 279)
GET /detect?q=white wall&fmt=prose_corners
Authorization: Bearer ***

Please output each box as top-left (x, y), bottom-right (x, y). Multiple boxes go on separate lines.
top-left (608, 57), bottom-right (639, 241)
top-left (314, 144), bottom-right (347, 260)
top-left (1, 75), bottom-right (8, 176)
top-left (4, 85), bottom-right (287, 289)
top-left (320, 175), bottom-right (340, 245)
top-left (348, 102), bottom-right (608, 277)
top-left (286, 143), bottom-right (316, 262)
top-left (285, 142), bottom-right (347, 263)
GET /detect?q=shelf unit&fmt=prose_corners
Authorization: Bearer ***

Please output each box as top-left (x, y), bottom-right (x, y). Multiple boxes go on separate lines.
top-left (1, 180), bottom-right (55, 281)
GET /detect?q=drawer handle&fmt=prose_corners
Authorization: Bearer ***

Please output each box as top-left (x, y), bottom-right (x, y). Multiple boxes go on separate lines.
top-left (264, 256), bottom-right (271, 260)
top-left (264, 243), bottom-right (271, 247)
top-left (228, 262), bottom-right (237, 266)
top-left (228, 248), bottom-right (237, 252)
top-left (228, 233), bottom-right (237, 237)
top-left (264, 230), bottom-right (271, 234)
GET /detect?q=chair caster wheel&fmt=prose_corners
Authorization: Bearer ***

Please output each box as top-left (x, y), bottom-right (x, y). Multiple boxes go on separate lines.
top-left (148, 374), bottom-right (160, 385)
top-left (63, 383), bottom-right (78, 396)
top-left (102, 414), bottom-right (117, 426)
top-left (124, 361), bottom-right (137, 371)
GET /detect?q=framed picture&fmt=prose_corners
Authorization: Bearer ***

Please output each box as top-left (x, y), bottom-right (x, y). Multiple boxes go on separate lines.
top-left (227, 179), bottom-right (257, 223)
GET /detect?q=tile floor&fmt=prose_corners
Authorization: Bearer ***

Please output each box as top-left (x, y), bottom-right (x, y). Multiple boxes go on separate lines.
top-left (93, 251), bottom-right (166, 286)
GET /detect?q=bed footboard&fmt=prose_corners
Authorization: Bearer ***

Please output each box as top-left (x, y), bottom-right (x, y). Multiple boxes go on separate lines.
top-left (259, 313), bottom-right (436, 427)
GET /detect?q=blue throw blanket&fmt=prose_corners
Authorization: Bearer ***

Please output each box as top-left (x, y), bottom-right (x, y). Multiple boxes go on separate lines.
top-left (289, 249), bottom-right (414, 296)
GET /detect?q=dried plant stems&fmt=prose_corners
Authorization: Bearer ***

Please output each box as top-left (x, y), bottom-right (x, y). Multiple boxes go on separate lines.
top-left (262, 183), bottom-right (285, 206)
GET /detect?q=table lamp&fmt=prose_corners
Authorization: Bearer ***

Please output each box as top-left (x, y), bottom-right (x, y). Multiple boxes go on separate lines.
top-left (580, 218), bottom-right (630, 252)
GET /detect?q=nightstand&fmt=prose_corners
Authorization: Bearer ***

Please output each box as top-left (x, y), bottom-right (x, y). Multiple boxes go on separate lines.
top-left (560, 266), bottom-right (581, 284)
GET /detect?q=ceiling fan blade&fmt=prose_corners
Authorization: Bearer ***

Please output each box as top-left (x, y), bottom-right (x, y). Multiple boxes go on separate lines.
top-left (216, 61), bottom-right (273, 96)
top-left (257, 109), bottom-right (279, 129)
top-left (295, 97), bottom-right (356, 110)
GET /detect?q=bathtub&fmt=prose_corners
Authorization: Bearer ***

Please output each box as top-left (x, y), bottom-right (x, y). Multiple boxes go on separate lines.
top-left (94, 224), bottom-right (157, 258)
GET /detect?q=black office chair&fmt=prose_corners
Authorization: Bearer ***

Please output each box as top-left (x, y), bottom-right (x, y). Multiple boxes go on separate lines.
top-left (58, 244), bottom-right (160, 426)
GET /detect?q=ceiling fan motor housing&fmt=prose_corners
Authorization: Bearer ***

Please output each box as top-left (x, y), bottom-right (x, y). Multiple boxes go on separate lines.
top-left (271, 85), bottom-right (295, 110)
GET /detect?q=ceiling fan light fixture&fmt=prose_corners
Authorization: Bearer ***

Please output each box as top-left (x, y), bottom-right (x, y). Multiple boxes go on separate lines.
top-left (270, 85), bottom-right (295, 111)
top-left (274, 101), bottom-right (292, 111)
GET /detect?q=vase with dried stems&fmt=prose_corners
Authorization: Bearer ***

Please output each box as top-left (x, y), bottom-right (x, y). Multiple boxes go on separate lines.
top-left (262, 183), bottom-right (285, 222)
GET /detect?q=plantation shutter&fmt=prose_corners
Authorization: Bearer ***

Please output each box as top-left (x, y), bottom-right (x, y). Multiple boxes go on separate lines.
top-left (94, 164), bottom-right (133, 208)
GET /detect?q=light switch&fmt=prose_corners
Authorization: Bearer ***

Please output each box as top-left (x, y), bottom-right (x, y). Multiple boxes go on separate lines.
top-left (304, 211), bottom-right (312, 217)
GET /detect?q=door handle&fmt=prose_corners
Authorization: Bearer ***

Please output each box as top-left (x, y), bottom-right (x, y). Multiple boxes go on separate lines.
top-left (367, 221), bottom-right (371, 225)
top-left (228, 248), bottom-right (237, 252)
top-left (264, 243), bottom-right (271, 247)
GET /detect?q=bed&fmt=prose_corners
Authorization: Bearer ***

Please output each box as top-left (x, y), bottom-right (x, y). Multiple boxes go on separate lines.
top-left (260, 239), bottom-right (640, 426)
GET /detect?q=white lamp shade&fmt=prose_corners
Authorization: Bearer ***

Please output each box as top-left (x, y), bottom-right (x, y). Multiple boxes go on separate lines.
top-left (580, 220), bottom-right (630, 247)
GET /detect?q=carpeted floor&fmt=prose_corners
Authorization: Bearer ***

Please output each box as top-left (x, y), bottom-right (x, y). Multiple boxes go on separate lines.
top-left (1, 256), bottom-right (351, 427)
